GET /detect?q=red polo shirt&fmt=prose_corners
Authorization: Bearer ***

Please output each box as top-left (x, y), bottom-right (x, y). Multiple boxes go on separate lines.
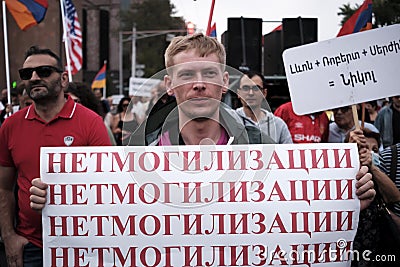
top-left (274, 102), bottom-right (329, 144)
top-left (0, 95), bottom-right (111, 247)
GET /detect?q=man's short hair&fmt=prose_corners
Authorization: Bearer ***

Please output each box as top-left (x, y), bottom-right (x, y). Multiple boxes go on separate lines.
top-left (24, 45), bottom-right (63, 70)
top-left (240, 70), bottom-right (267, 89)
top-left (164, 33), bottom-right (226, 69)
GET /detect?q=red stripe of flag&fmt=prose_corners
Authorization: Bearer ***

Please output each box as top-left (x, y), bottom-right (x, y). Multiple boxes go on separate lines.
top-left (63, 0), bottom-right (82, 75)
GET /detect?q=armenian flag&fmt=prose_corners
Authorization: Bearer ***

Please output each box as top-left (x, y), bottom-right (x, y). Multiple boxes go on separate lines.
top-left (337, 0), bottom-right (373, 37)
top-left (91, 63), bottom-right (106, 89)
top-left (209, 22), bottom-right (217, 37)
top-left (5, 0), bottom-right (48, 30)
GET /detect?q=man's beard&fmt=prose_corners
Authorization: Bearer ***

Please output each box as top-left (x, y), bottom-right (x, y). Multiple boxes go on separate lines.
top-left (28, 79), bottom-right (61, 104)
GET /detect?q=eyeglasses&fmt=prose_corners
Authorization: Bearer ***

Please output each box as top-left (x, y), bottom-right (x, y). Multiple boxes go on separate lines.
top-left (238, 85), bottom-right (263, 92)
top-left (122, 103), bottom-right (129, 108)
top-left (332, 106), bottom-right (350, 113)
top-left (19, 65), bottom-right (63, 80)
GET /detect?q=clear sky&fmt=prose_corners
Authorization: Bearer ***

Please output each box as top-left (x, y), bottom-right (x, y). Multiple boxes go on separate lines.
top-left (170, 0), bottom-right (361, 41)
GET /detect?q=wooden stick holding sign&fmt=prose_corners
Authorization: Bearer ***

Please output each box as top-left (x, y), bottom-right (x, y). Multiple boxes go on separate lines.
top-left (361, 103), bottom-right (366, 129)
top-left (352, 105), bottom-right (361, 130)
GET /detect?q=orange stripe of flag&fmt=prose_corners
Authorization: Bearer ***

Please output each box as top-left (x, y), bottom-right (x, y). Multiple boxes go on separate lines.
top-left (6, 0), bottom-right (37, 30)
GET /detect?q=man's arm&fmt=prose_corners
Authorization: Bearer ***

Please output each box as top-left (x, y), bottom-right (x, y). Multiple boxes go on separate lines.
top-left (371, 164), bottom-right (400, 204)
top-left (0, 165), bottom-right (28, 267)
top-left (0, 165), bottom-right (18, 240)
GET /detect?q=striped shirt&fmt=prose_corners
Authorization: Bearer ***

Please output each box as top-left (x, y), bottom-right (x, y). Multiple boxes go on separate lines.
top-left (378, 143), bottom-right (400, 215)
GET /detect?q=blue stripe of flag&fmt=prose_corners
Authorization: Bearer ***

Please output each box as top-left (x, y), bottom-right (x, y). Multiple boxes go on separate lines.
top-left (94, 72), bottom-right (106, 81)
top-left (19, 0), bottom-right (47, 23)
top-left (353, 4), bottom-right (372, 33)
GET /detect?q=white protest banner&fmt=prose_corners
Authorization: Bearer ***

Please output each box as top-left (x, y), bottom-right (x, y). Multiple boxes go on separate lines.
top-left (283, 24), bottom-right (400, 115)
top-left (41, 144), bottom-right (360, 266)
top-left (129, 77), bottom-right (162, 97)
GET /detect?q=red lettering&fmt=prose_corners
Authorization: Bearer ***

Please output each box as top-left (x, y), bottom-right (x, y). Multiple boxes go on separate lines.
top-left (73, 247), bottom-right (89, 267)
top-left (139, 215), bottom-right (161, 236)
top-left (287, 149), bottom-right (308, 173)
top-left (111, 152), bottom-right (136, 172)
top-left (113, 246), bottom-right (137, 266)
top-left (111, 183), bottom-right (136, 204)
top-left (140, 246), bottom-right (161, 267)
top-left (49, 216), bottom-right (68, 236)
top-left (91, 247), bottom-right (110, 267)
top-left (72, 216), bottom-right (88, 236)
top-left (50, 247), bottom-right (69, 267)
top-left (111, 215), bottom-right (137, 236)
top-left (90, 184), bottom-right (109, 204)
top-left (228, 150), bottom-right (247, 170)
top-left (183, 182), bottom-right (202, 203)
top-left (90, 152), bottom-right (108, 172)
top-left (139, 152), bottom-right (160, 172)
top-left (90, 215), bottom-right (109, 236)
top-left (267, 181), bottom-right (287, 201)
top-left (229, 213), bottom-right (249, 234)
top-left (71, 184), bottom-right (88, 205)
top-left (268, 245), bottom-right (288, 265)
top-left (71, 153), bottom-right (88, 173)
top-left (230, 245), bottom-right (250, 266)
top-left (289, 180), bottom-right (310, 204)
top-left (183, 151), bottom-right (201, 171)
top-left (265, 151), bottom-right (285, 170)
top-left (139, 183), bottom-right (160, 204)
top-left (310, 149), bottom-right (329, 169)
top-left (163, 151), bottom-right (179, 171)
top-left (268, 213), bottom-right (288, 233)
top-left (47, 152), bottom-right (66, 173)
top-left (290, 212), bottom-right (311, 237)
top-left (48, 184), bottom-right (67, 205)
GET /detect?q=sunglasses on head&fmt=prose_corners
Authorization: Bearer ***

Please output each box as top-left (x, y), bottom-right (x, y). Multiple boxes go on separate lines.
top-left (19, 65), bottom-right (63, 80)
top-left (239, 85), bottom-right (263, 92)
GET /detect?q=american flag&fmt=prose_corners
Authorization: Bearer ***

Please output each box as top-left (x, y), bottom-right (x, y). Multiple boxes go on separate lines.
top-left (63, 0), bottom-right (82, 75)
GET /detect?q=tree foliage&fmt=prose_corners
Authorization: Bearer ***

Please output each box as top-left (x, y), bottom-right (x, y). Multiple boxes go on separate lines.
top-left (338, 0), bottom-right (400, 27)
top-left (120, 0), bottom-right (186, 77)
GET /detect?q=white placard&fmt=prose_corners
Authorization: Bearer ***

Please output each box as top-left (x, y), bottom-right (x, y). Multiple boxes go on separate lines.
top-left (129, 77), bottom-right (162, 97)
top-left (41, 144), bottom-right (360, 266)
top-left (283, 24), bottom-right (400, 115)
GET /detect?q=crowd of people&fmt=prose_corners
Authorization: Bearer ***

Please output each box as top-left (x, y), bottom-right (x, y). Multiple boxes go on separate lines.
top-left (0, 33), bottom-right (398, 266)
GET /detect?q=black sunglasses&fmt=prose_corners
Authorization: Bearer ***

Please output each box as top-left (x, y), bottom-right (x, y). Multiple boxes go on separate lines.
top-left (239, 85), bottom-right (263, 92)
top-left (19, 65), bottom-right (63, 80)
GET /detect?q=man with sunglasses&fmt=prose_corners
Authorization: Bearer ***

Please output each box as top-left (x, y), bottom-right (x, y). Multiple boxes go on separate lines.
top-left (328, 105), bottom-right (379, 143)
top-left (0, 46), bottom-right (111, 267)
top-left (236, 71), bottom-right (292, 144)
